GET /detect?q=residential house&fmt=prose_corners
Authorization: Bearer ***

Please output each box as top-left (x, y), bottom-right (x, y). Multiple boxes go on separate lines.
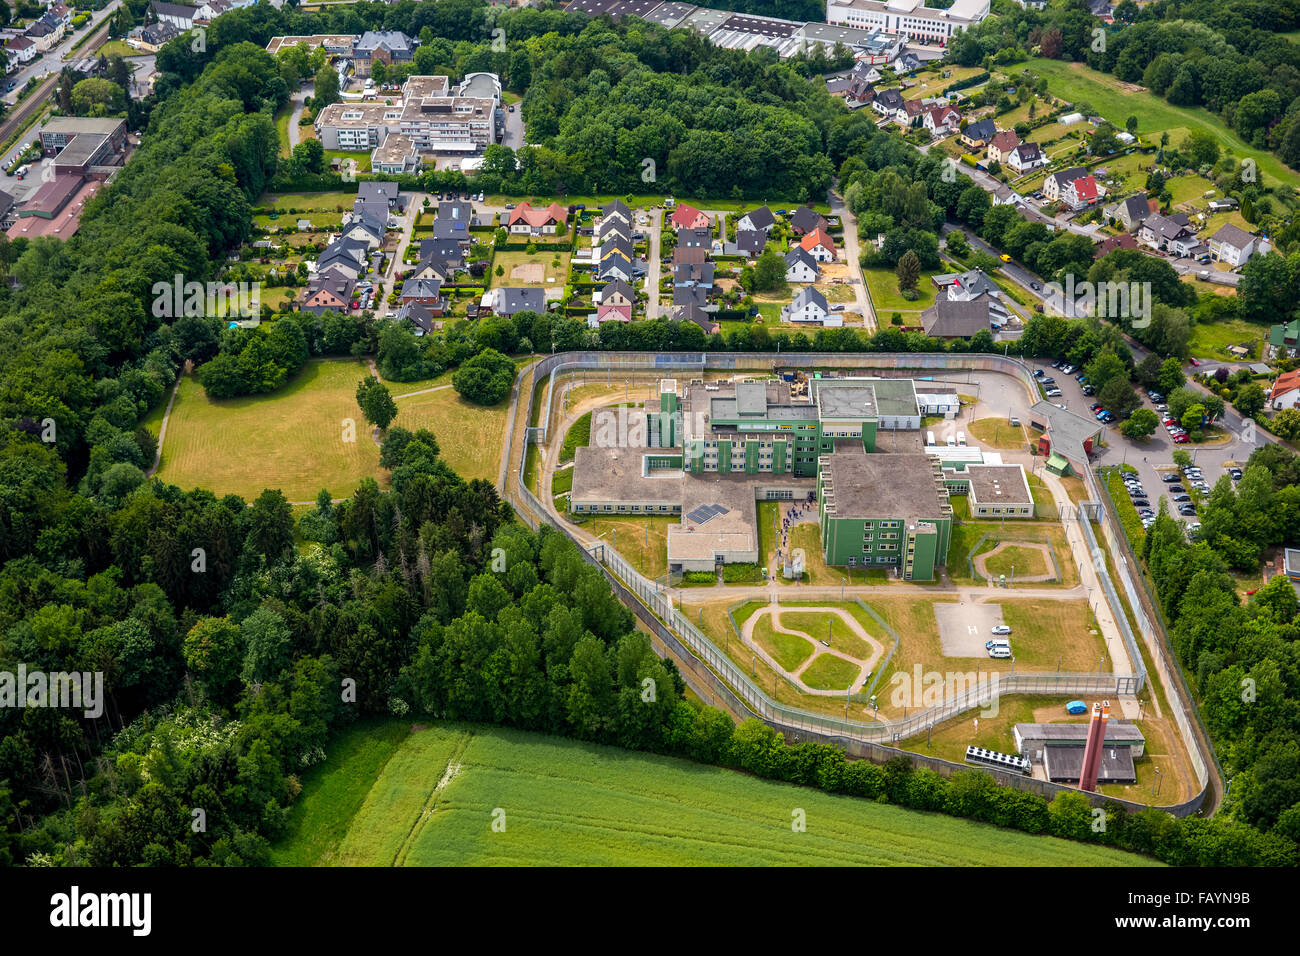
top-left (790, 205), bottom-right (829, 236)
top-left (781, 286), bottom-right (835, 326)
top-left (799, 228), bottom-right (836, 262)
top-left (480, 287), bottom-right (547, 317)
top-left (596, 279), bottom-right (635, 308)
top-left (669, 203), bottom-right (710, 231)
top-left (397, 303), bottom-right (440, 337)
top-left (673, 285), bottom-right (709, 312)
top-left (1005, 142), bottom-right (1044, 173)
top-left (0, 190), bottom-right (16, 231)
top-left (930, 268), bottom-right (998, 299)
top-left (5, 36), bottom-right (37, 65)
top-left (437, 199), bottom-right (474, 224)
top-left (735, 206), bottom-right (776, 234)
top-left (735, 228), bottom-right (768, 259)
top-left (409, 253), bottom-right (454, 283)
top-left (600, 199), bottom-right (632, 227)
top-left (924, 105), bottom-right (962, 135)
top-left (315, 238), bottom-right (369, 280)
top-left (417, 237), bottom-right (464, 267)
top-left (1043, 166), bottom-right (1089, 202)
top-left (25, 11), bottom-right (67, 51)
top-left (871, 88), bottom-right (904, 119)
top-left (1138, 213), bottom-right (1200, 257)
top-left (784, 247), bottom-right (820, 283)
top-left (679, 226), bottom-right (710, 249)
top-left (588, 303), bottom-right (631, 328)
top-left (672, 245), bottom-right (708, 267)
top-left (1093, 233), bottom-right (1139, 258)
top-left (1268, 369), bottom-right (1300, 411)
top-left (595, 217), bottom-right (631, 245)
top-left (399, 277), bottom-right (447, 312)
top-left (301, 268), bottom-right (355, 315)
top-left (673, 262), bottom-right (715, 289)
top-left (921, 290), bottom-right (1010, 338)
top-left (338, 215), bottom-right (384, 249)
top-left (671, 302), bottom-right (719, 335)
top-left (432, 216), bottom-right (472, 246)
top-left (895, 98), bottom-right (926, 127)
top-left (1207, 223), bottom-right (1260, 268)
top-left (985, 130), bottom-right (1019, 165)
top-left (1060, 175), bottom-right (1105, 211)
top-left (148, 2), bottom-right (201, 32)
top-left (960, 119), bottom-right (998, 150)
top-left (1102, 194), bottom-right (1151, 232)
top-left (507, 201), bottom-right (566, 235)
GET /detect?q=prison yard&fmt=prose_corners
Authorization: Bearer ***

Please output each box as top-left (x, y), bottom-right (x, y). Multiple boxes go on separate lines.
top-left (273, 722), bottom-right (1158, 867)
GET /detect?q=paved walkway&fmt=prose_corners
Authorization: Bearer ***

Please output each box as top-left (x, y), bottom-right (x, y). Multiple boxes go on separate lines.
top-left (741, 602), bottom-right (883, 696)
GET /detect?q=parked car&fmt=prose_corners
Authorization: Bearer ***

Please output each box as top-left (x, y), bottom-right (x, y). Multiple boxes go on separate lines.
top-left (1082, 385), bottom-right (1095, 396)
top-left (1045, 388), bottom-right (1062, 397)
top-left (1172, 494), bottom-right (1191, 502)
top-left (1174, 434), bottom-right (1189, 443)
top-left (991, 624), bottom-right (1012, 635)
top-left (1169, 485), bottom-right (1185, 493)
top-left (1132, 499), bottom-right (1150, 508)
top-left (1034, 369), bottom-right (1046, 378)
top-left (1229, 467), bottom-right (1243, 480)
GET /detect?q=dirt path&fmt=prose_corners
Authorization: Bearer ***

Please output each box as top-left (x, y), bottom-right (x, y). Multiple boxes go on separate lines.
top-left (740, 603), bottom-right (884, 696)
top-left (973, 541), bottom-right (1057, 584)
top-left (146, 361), bottom-right (190, 478)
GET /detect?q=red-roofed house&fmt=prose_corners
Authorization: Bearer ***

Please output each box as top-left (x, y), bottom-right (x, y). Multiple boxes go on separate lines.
top-left (923, 105), bottom-right (961, 134)
top-left (799, 227), bottom-right (836, 262)
top-left (1268, 369), bottom-right (1300, 411)
top-left (1061, 175), bottom-right (1105, 211)
top-left (5, 36), bottom-right (37, 66)
top-left (669, 203), bottom-right (709, 231)
top-left (986, 130), bottom-right (1020, 165)
top-left (588, 303), bottom-right (632, 328)
top-left (507, 201), bottom-right (567, 235)
top-left (1093, 233), bottom-right (1139, 258)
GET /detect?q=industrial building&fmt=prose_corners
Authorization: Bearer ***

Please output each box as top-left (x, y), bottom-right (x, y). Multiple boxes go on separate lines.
top-left (942, 463), bottom-right (1034, 519)
top-left (1014, 720), bottom-right (1145, 785)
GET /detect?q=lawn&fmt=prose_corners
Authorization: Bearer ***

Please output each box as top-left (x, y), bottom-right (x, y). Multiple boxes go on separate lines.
top-left (155, 358), bottom-right (506, 498)
top-left (781, 611), bottom-right (876, 662)
top-left (980, 544), bottom-right (1051, 580)
top-left (573, 514), bottom-right (674, 580)
top-left (155, 359), bottom-right (387, 502)
top-left (259, 190), bottom-right (361, 214)
top-left (752, 614), bottom-right (815, 672)
top-left (801, 654), bottom-right (861, 691)
top-left (96, 39), bottom-right (139, 58)
top-left (999, 598), bottom-right (1107, 673)
top-left (274, 722), bottom-right (1156, 866)
top-left (1187, 318), bottom-right (1266, 360)
top-left (1023, 58), bottom-right (1300, 191)
top-left (559, 410), bottom-right (593, 463)
top-left (863, 267), bottom-right (937, 313)
top-left (968, 417), bottom-right (1027, 450)
top-left (396, 385), bottom-right (509, 483)
top-left (785, 523), bottom-right (892, 586)
top-left (490, 250), bottom-right (571, 289)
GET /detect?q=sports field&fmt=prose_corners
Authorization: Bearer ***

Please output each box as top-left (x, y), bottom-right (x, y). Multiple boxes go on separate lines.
top-left (272, 722), bottom-right (1157, 866)
top-left (154, 358), bottom-right (507, 500)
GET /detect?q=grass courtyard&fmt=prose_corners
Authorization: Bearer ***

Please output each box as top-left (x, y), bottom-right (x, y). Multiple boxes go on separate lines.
top-left (862, 267), bottom-right (938, 314)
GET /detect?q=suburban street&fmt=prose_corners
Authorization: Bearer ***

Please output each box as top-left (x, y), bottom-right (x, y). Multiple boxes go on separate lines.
top-left (830, 186), bottom-right (876, 331)
top-left (644, 207), bottom-right (662, 319)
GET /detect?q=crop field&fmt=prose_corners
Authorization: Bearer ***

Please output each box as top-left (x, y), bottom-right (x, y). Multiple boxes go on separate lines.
top-left (155, 358), bottom-right (507, 500)
top-left (274, 722), bottom-right (1157, 866)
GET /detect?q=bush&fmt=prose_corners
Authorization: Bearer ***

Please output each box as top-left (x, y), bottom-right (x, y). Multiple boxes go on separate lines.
top-left (451, 347), bottom-right (516, 405)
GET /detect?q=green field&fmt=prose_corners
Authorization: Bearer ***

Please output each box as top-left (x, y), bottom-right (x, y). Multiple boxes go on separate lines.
top-left (863, 267), bottom-right (938, 313)
top-left (274, 722), bottom-right (1158, 866)
top-left (155, 358), bottom-right (507, 500)
top-left (1187, 317), bottom-right (1266, 360)
top-left (1022, 58), bottom-right (1300, 191)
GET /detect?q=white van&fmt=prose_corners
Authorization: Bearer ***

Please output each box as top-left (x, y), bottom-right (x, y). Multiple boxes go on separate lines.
top-left (957, 432), bottom-right (966, 446)
top-left (988, 645), bottom-right (1012, 659)
top-left (946, 435), bottom-right (956, 447)
top-left (926, 430), bottom-right (936, 446)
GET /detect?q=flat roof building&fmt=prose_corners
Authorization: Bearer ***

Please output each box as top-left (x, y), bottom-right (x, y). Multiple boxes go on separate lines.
top-left (817, 445), bottom-right (952, 579)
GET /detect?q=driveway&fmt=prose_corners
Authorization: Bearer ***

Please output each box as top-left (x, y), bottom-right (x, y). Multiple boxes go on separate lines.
top-left (829, 186), bottom-right (876, 331)
top-left (501, 104), bottom-right (525, 150)
top-left (644, 208), bottom-right (662, 319)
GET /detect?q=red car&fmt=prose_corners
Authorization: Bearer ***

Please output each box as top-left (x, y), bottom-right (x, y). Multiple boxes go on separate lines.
top-left (1164, 418), bottom-right (1178, 426)
top-left (1189, 358), bottom-right (1200, 366)
top-left (1174, 434), bottom-right (1190, 443)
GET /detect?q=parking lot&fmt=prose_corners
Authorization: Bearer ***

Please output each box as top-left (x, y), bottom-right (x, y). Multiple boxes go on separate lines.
top-left (1022, 355), bottom-right (1261, 534)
